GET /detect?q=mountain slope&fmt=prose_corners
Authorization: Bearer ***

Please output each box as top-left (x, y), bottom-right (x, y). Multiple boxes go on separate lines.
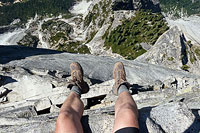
top-left (160, 0), bottom-right (200, 17)
top-left (0, 0), bottom-right (74, 26)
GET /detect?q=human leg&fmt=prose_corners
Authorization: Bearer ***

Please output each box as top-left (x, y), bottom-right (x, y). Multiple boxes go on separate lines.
top-left (113, 88), bottom-right (139, 132)
top-left (112, 62), bottom-right (139, 133)
top-left (56, 62), bottom-right (89, 133)
top-left (55, 91), bottom-right (84, 133)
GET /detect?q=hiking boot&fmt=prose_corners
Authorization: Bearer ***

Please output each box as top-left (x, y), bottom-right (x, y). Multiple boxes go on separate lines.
top-left (67, 62), bottom-right (89, 94)
top-left (112, 62), bottom-right (130, 95)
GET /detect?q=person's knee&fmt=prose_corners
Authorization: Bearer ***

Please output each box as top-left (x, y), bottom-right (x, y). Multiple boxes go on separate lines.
top-left (119, 103), bottom-right (136, 110)
top-left (56, 111), bottom-right (73, 127)
top-left (58, 109), bottom-right (81, 122)
top-left (56, 111), bottom-right (83, 133)
top-left (58, 111), bottom-right (73, 120)
top-left (117, 103), bottom-right (138, 117)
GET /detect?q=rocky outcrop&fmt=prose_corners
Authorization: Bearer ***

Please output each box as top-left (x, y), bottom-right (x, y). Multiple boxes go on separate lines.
top-left (18, 33), bottom-right (39, 48)
top-left (0, 45), bottom-right (200, 132)
top-left (0, 0), bottom-right (165, 59)
top-left (136, 26), bottom-right (200, 75)
top-left (0, 25), bottom-right (20, 34)
top-left (41, 19), bottom-right (73, 48)
top-left (136, 26), bottom-right (184, 69)
top-left (111, 0), bottom-right (160, 11)
top-left (140, 0), bottom-right (160, 12)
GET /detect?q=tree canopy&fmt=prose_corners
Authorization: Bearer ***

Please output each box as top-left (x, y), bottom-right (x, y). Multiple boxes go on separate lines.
top-left (0, 0), bottom-right (74, 26)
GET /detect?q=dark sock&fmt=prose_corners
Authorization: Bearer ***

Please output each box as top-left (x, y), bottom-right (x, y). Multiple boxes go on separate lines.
top-left (118, 84), bottom-right (129, 95)
top-left (71, 86), bottom-right (81, 97)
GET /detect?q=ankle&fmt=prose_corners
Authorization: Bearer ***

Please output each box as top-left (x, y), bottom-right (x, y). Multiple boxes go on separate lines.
top-left (71, 86), bottom-right (81, 97)
top-left (118, 84), bottom-right (130, 95)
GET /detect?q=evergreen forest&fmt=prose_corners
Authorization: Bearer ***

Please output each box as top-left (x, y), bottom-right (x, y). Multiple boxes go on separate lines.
top-left (160, 0), bottom-right (200, 16)
top-left (0, 0), bottom-right (74, 26)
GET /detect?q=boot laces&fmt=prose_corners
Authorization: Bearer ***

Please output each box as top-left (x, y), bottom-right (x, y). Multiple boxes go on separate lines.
top-left (117, 71), bottom-right (125, 85)
top-left (72, 71), bottom-right (78, 81)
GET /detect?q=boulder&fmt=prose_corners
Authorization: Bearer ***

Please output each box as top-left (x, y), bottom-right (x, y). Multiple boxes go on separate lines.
top-left (150, 102), bottom-right (195, 132)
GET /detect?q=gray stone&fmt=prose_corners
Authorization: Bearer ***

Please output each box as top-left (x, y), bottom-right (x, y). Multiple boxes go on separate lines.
top-left (140, 42), bottom-right (152, 51)
top-left (48, 90), bottom-right (69, 105)
top-left (1, 46), bottom-right (200, 85)
top-left (0, 46), bottom-right (200, 132)
top-left (0, 96), bottom-right (7, 103)
top-left (146, 117), bottom-right (165, 133)
top-left (50, 105), bottom-right (60, 113)
top-left (5, 74), bottom-right (53, 103)
top-left (150, 102), bottom-right (195, 133)
top-left (34, 98), bottom-right (52, 111)
top-left (153, 80), bottom-right (164, 90)
top-left (136, 26), bottom-right (184, 70)
top-left (0, 106), bottom-right (37, 120)
top-left (136, 26), bottom-right (200, 75)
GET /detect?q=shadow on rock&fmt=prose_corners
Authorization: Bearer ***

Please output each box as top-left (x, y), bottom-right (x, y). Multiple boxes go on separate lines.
top-left (0, 45), bottom-right (63, 64)
top-left (139, 107), bottom-right (153, 133)
top-left (141, 0), bottom-right (161, 13)
top-left (0, 88), bottom-right (12, 98)
top-left (184, 109), bottom-right (200, 133)
top-left (130, 84), bottom-right (153, 94)
top-left (89, 78), bottom-right (104, 85)
top-left (81, 115), bottom-right (92, 133)
top-left (0, 75), bottom-right (17, 86)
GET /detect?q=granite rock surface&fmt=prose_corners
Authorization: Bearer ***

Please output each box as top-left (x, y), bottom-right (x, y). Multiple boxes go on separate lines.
top-left (0, 45), bottom-right (200, 133)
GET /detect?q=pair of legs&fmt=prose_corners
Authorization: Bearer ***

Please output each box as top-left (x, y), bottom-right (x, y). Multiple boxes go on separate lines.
top-left (56, 62), bottom-right (139, 133)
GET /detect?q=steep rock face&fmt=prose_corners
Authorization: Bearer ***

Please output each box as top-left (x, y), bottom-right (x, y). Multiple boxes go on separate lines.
top-left (136, 26), bottom-right (200, 75)
top-left (41, 19), bottom-right (73, 48)
top-left (11, 0), bottom-right (161, 57)
top-left (0, 46), bottom-right (200, 132)
top-left (112, 0), bottom-right (160, 11)
top-left (112, 0), bottom-right (140, 10)
top-left (0, 25), bottom-right (20, 34)
top-left (159, 0), bottom-right (200, 18)
top-left (84, 0), bottom-right (164, 57)
top-left (0, 0), bottom-right (167, 59)
top-left (167, 16), bottom-right (200, 45)
top-left (18, 33), bottom-right (39, 47)
top-left (166, 16), bottom-right (200, 75)
top-left (136, 26), bottom-right (184, 69)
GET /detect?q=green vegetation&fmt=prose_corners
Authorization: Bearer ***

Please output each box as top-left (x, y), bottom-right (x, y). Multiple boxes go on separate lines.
top-left (186, 41), bottom-right (197, 64)
top-left (183, 41), bottom-right (198, 64)
top-left (40, 19), bottom-right (90, 54)
top-left (42, 20), bottom-right (73, 33)
top-left (194, 47), bottom-right (200, 60)
top-left (18, 33), bottom-right (39, 48)
top-left (102, 25), bottom-right (111, 40)
top-left (50, 32), bottom-right (68, 43)
top-left (84, 4), bottom-right (100, 27)
top-left (83, 0), bottom-right (113, 43)
top-left (18, 31), bottom-right (90, 54)
top-left (190, 54), bottom-right (196, 64)
top-left (57, 42), bottom-right (90, 54)
top-left (104, 10), bottom-right (169, 60)
top-left (168, 57), bottom-right (174, 61)
top-left (86, 31), bottom-right (97, 43)
top-left (84, 0), bottom-right (112, 28)
top-left (160, 0), bottom-right (200, 17)
top-left (49, 31), bottom-right (90, 54)
top-left (181, 64), bottom-right (190, 71)
top-left (0, 0), bottom-right (74, 26)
